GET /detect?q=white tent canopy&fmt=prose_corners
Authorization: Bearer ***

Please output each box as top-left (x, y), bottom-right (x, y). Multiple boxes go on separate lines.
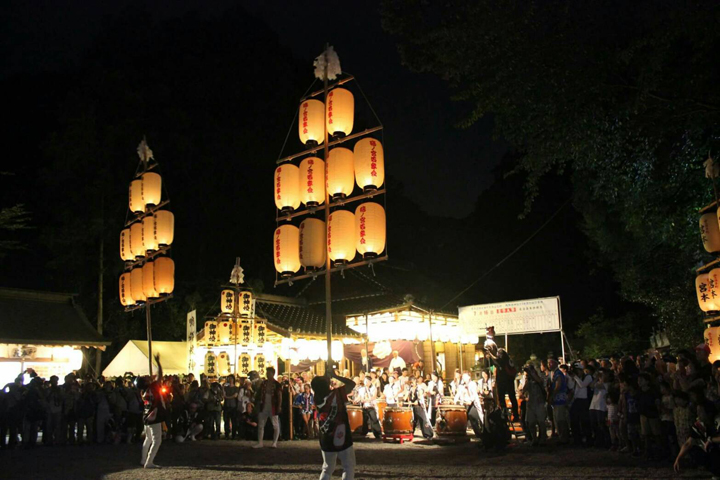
top-left (103, 340), bottom-right (187, 377)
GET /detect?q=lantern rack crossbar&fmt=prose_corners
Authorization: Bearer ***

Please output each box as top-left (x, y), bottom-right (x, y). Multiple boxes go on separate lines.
top-left (697, 257), bottom-right (720, 273)
top-left (123, 245), bottom-right (172, 271)
top-left (274, 255), bottom-right (388, 286)
top-left (276, 188), bottom-right (387, 222)
top-left (276, 126), bottom-right (383, 165)
top-left (705, 314), bottom-right (720, 324)
top-left (302, 75), bottom-right (355, 102)
top-left (124, 200), bottom-right (171, 228)
top-left (133, 161), bottom-right (159, 179)
top-left (124, 294), bottom-right (173, 313)
top-left (700, 200), bottom-right (718, 215)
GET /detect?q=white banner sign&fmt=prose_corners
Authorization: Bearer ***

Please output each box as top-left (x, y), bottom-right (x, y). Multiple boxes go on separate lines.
top-left (459, 297), bottom-right (561, 336)
top-left (186, 310), bottom-right (197, 375)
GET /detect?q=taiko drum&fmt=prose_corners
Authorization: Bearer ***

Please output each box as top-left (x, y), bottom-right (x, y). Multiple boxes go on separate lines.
top-left (436, 405), bottom-right (467, 437)
top-left (346, 405), bottom-right (364, 435)
top-left (382, 406), bottom-right (413, 435)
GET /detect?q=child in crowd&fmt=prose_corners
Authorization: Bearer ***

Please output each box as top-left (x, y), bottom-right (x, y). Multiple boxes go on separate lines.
top-left (606, 391), bottom-right (620, 451)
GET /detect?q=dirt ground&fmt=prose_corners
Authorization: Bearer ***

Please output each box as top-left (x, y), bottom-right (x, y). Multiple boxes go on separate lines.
top-left (0, 435), bottom-right (711, 480)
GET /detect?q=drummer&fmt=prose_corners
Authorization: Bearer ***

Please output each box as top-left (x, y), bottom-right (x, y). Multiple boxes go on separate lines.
top-left (427, 372), bottom-right (444, 426)
top-left (355, 376), bottom-right (382, 439)
top-left (383, 375), bottom-right (399, 407)
top-left (409, 378), bottom-right (434, 439)
top-left (457, 371), bottom-right (483, 438)
top-left (449, 369), bottom-right (462, 398)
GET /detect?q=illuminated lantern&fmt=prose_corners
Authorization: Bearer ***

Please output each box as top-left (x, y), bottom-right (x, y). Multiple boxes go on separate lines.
top-left (696, 273), bottom-right (718, 312)
top-left (328, 210), bottom-right (356, 264)
top-left (153, 210), bottom-right (174, 247)
top-left (205, 321), bottom-right (218, 346)
top-left (119, 273), bottom-right (134, 306)
top-left (130, 222), bottom-right (145, 258)
top-left (710, 268), bottom-right (720, 311)
top-left (130, 267), bottom-right (146, 303)
top-left (299, 218), bottom-right (326, 270)
top-left (129, 179), bottom-right (143, 214)
top-left (354, 138), bottom-right (385, 191)
top-left (299, 99), bottom-right (325, 145)
top-left (274, 225), bottom-right (300, 276)
top-left (239, 318), bottom-right (252, 346)
top-left (326, 88), bottom-right (354, 137)
top-left (218, 321), bottom-right (233, 344)
top-left (299, 157), bottom-right (325, 207)
top-left (239, 291), bottom-right (253, 318)
top-left (327, 148), bottom-right (355, 200)
top-left (142, 261), bottom-right (159, 299)
top-left (221, 289), bottom-right (235, 314)
top-left (204, 352), bottom-right (217, 377)
top-left (254, 354), bottom-right (266, 373)
top-left (120, 228), bottom-right (133, 261)
top-left (355, 202), bottom-right (386, 258)
top-left (701, 213), bottom-right (720, 253)
top-left (238, 353), bottom-right (252, 376)
top-left (153, 257), bottom-right (175, 295)
top-left (254, 319), bottom-right (267, 346)
top-left (141, 172), bottom-right (162, 207)
top-left (274, 165), bottom-right (300, 213)
top-left (142, 215), bottom-right (158, 252)
top-left (217, 352), bottom-right (230, 376)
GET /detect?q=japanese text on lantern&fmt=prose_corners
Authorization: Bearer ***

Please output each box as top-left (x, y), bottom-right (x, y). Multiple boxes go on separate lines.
top-left (327, 90), bottom-right (334, 126)
top-left (224, 291), bottom-right (233, 312)
top-left (701, 280), bottom-right (709, 302)
top-left (275, 229), bottom-right (281, 265)
top-left (241, 292), bottom-right (252, 316)
top-left (299, 222), bottom-right (304, 261)
top-left (302, 103), bottom-right (309, 135)
top-left (307, 158), bottom-right (314, 194)
top-left (370, 140), bottom-right (378, 178)
top-left (359, 205), bottom-right (366, 245)
top-left (276, 167), bottom-right (282, 201)
top-left (327, 215), bottom-right (333, 253)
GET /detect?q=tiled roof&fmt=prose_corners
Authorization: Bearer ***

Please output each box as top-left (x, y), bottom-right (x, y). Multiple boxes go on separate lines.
top-left (0, 288), bottom-right (110, 347)
top-left (256, 297), bottom-right (360, 337)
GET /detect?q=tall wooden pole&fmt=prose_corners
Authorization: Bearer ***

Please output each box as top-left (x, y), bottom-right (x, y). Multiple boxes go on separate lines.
top-left (141, 137), bottom-right (154, 377)
top-left (323, 45), bottom-right (333, 367)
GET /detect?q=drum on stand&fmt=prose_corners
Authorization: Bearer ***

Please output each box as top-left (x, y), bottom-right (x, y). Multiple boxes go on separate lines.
top-left (436, 404), bottom-right (468, 437)
top-left (382, 406), bottom-right (414, 435)
top-left (347, 404), bottom-right (364, 436)
top-left (376, 400), bottom-right (387, 433)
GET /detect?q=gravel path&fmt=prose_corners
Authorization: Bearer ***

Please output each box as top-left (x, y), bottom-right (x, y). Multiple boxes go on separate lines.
top-left (0, 436), bottom-right (709, 479)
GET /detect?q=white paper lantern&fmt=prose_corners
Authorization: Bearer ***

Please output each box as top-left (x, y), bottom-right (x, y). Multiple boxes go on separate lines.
top-left (328, 210), bottom-right (356, 264)
top-left (205, 321), bottom-right (218, 346)
top-left (218, 321), bottom-right (233, 345)
top-left (129, 222), bottom-right (144, 259)
top-left (217, 352), bottom-right (230, 376)
top-left (355, 202), bottom-right (386, 258)
top-left (120, 228), bottom-right (133, 261)
top-left (130, 267), bottom-right (146, 303)
top-left (299, 99), bottom-right (325, 145)
top-left (141, 172), bottom-right (162, 207)
top-left (299, 218), bottom-right (326, 270)
top-left (697, 273), bottom-right (718, 312)
top-left (274, 164), bottom-right (301, 212)
top-left (701, 213), bottom-right (720, 253)
top-left (221, 289), bottom-right (235, 314)
top-left (153, 210), bottom-right (174, 247)
top-left (239, 291), bottom-right (253, 318)
top-left (153, 257), bottom-right (175, 295)
top-left (326, 88), bottom-right (354, 137)
top-left (354, 138), bottom-right (385, 191)
top-left (274, 225), bottom-right (300, 276)
top-left (129, 179), bottom-right (143, 213)
top-left (119, 273), bottom-right (134, 306)
top-left (327, 147), bottom-right (355, 200)
top-left (299, 157), bottom-right (325, 207)
top-left (204, 352), bottom-right (218, 377)
top-left (142, 261), bottom-right (159, 299)
top-left (238, 353), bottom-right (252, 376)
top-left (142, 215), bottom-right (158, 252)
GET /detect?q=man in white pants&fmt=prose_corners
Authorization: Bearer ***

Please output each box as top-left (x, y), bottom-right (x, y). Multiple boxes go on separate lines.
top-left (140, 353), bottom-right (165, 469)
top-left (311, 363), bottom-right (356, 480)
top-left (254, 366), bottom-right (282, 448)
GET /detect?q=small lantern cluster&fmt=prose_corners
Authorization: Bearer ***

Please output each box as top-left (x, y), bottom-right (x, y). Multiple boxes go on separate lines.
top-left (695, 160), bottom-right (720, 315)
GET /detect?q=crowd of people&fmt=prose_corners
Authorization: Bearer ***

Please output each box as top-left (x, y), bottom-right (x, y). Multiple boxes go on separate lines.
top-left (4, 343), bottom-right (720, 476)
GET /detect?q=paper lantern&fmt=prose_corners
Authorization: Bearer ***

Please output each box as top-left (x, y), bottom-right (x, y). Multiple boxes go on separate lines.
top-left (119, 273), bottom-right (134, 306)
top-left (153, 256), bottom-right (175, 295)
top-left (141, 172), bottom-right (162, 207)
top-left (130, 222), bottom-right (145, 258)
top-left (709, 268), bottom-right (720, 311)
top-left (327, 147), bottom-right (355, 199)
top-left (142, 261), bottom-right (159, 299)
top-left (154, 210), bottom-right (174, 247)
top-left (326, 88), bottom-right (354, 137)
top-left (328, 210), bottom-right (356, 263)
top-left (218, 321), bottom-right (233, 345)
top-left (299, 99), bottom-right (325, 145)
top-left (354, 138), bottom-right (385, 191)
top-left (217, 352), bottom-right (230, 376)
top-left (701, 213), bottom-right (720, 253)
top-left (130, 267), bottom-right (146, 303)
top-left (129, 179), bottom-right (143, 213)
top-left (204, 352), bottom-right (217, 377)
top-left (142, 215), bottom-right (158, 252)
top-left (356, 202), bottom-right (386, 258)
top-left (704, 327), bottom-right (720, 363)
top-left (254, 319), bottom-right (267, 346)
top-left (238, 353), bottom-right (252, 376)
top-left (299, 157), bottom-right (325, 207)
top-left (239, 291), bottom-right (253, 318)
top-left (205, 321), bottom-right (218, 346)
top-left (274, 165), bottom-right (300, 212)
top-left (254, 354), bottom-right (266, 373)
top-left (221, 289), bottom-right (235, 314)
top-left (120, 228), bottom-right (133, 261)
top-left (274, 225), bottom-right (300, 276)
top-left (299, 218), bottom-right (326, 270)
top-left (696, 273), bottom-right (718, 312)
top-left (239, 318), bottom-right (252, 346)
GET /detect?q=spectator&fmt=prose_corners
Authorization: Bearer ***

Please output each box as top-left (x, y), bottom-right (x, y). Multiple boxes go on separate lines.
top-left (222, 376), bottom-right (239, 440)
top-left (589, 370), bottom-right (610, 449)
top-left (521, 364), bottom-right (547, 446)
top-left (547, 359), bottom-right (570, 445)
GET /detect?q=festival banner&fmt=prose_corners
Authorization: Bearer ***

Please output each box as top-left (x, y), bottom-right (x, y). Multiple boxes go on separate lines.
top-left (458, 296), bottom-right (561, 336)
top-left (186, 310), bottom-right (197, 375)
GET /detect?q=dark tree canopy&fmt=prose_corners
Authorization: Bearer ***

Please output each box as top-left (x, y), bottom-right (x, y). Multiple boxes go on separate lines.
top-left (382, 0), bottom-right (720, 345)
